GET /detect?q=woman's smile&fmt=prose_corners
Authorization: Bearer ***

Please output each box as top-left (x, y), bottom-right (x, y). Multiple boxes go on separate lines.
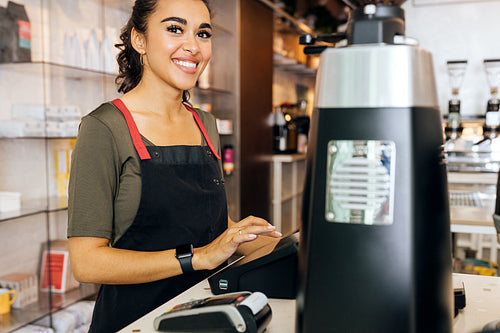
top-left (172, 57), bottom-right (199, 74)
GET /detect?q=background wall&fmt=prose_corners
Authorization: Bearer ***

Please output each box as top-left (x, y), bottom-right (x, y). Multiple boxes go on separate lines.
top-left (402, 0), bottom-right (500, 117)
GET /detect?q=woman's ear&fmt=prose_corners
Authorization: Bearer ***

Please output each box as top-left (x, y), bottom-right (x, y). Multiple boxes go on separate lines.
top-left (131, 27), bottom-right (146, 55)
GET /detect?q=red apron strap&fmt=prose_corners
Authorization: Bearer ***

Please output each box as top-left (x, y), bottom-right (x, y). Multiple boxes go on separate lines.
top-left (112, 99), bottom-right (221, 161)
top-left (184, 104), bottom-right (222, 160)
top-left (112, 99), bottom-right (151, 160)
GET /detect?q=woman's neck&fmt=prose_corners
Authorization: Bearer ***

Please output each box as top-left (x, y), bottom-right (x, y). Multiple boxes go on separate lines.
top-left (122, 78), bottom-right (187, 119)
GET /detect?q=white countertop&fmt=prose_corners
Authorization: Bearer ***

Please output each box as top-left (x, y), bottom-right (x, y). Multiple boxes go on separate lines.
top-left (118, 279), bottom-right (296, 333)
top-left (119, 273), bottom-right (500, 333)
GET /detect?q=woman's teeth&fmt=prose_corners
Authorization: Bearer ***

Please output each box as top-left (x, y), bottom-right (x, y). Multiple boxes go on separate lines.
top-left (173, 59), bottom-right (197, 69)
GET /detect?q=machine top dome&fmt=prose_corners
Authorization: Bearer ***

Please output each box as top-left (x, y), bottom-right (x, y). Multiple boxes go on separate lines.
top-left (342, 0), bottom-right (407, 8)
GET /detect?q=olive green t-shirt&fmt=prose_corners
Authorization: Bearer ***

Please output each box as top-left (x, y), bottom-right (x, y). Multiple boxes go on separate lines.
top-left (67, 102), bottom-right (223, 245)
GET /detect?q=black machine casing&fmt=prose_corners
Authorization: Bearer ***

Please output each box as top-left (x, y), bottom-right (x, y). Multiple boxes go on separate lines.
top-left (297, 44), bottom-right (453, 332)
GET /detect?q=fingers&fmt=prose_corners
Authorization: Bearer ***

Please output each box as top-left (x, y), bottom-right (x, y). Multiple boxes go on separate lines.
top-left (238, 215), bottom-right (270, 227)
top-left (234, 223), bottom-right (282, 241)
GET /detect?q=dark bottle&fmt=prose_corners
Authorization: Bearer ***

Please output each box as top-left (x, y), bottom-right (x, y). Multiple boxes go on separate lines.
top-left (483, 99), bottom-right (500, 140)
top-left (444, 99), bottom-right (463, 140)
top-left (223, 145), bottom-right (234, 175)
top-left (272, 107), bottom-right (288, 153)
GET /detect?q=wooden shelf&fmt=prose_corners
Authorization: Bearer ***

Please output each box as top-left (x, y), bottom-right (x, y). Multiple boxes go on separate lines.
top-left (274, 54), bottom-right (317, 76)
top-left (192, 86), bottom-right (234, 96)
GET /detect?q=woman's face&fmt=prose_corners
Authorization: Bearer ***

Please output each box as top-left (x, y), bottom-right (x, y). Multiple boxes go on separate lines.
top-left (142, 0), bottom-right (212, 92)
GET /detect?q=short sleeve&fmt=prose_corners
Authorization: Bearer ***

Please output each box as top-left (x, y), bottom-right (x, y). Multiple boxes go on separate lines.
top-left (67, 114), bottom-right (120, 239)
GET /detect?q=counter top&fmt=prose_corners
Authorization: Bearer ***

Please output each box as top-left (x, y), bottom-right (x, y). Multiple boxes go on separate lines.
top-left (260, 153), bottom-right (307, 163)
top-left (118, 279), bottom-right (296, 333)
top-left (119, 273), bottom-right (500, 333)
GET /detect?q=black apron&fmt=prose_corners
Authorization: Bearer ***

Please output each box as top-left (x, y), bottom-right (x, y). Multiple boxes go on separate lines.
top-left (88, 99), bottom-right (228, 333)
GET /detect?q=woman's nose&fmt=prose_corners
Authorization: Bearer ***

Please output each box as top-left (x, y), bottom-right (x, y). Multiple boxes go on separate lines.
top-left (183, 35), bottom-right (199, 54)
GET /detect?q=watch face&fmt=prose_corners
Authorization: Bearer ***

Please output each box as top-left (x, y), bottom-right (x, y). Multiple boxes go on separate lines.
top-left (176, 244), bottom-right (193, 258)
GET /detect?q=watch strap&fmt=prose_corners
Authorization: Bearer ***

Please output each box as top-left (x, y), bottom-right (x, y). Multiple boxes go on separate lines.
top-left (178, 255), bottom-right (194, 274)
top-left (176, 244), bottom-right (194, 274)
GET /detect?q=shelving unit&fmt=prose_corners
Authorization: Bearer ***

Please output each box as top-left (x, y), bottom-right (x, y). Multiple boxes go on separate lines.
top-left (0, 284), bottom-right (99, 332)
top-left (269, 154), bottom-right (307, 235)
top-left (0, 196), bottom-right (67, 223)
top-left (0, 0), bottom-right (126, 331)
top-left (0, 61), bottom-right (116, 79)
top-left (0, 0), bottom-right (243, 331)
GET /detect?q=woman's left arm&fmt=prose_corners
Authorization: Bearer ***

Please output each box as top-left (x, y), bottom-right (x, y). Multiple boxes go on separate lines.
top-left (229, 216), bottom-right (282, 257)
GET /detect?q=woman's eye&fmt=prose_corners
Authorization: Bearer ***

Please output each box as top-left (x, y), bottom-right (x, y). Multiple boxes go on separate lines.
top-left (197, 30), bottom-right (212, 39)
top-left (167, 25), bottom-right (183, 34)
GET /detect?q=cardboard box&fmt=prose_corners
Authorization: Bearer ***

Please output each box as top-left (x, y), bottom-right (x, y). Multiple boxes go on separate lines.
top-left (40, 240), bottom-right (79, 293)
top-left (0, 272), bottom-right (38, 308)
top-left (0, 192), bottom-right (21, 212)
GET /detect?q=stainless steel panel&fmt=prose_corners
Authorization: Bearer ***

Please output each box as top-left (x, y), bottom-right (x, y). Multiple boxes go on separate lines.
top-left (325, 140), bottom-right (396, 225)
top-left (314, 44), bottom-right (438, 109)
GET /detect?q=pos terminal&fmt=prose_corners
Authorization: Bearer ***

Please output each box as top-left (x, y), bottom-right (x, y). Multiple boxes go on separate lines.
top-left (208, 232), bottom-right (299, 299)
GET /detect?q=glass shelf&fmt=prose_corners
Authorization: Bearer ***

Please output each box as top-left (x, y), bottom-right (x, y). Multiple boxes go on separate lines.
top-left (0, 284), bottom-right (98, 333)
top-left (273, 54), bottom-right (317, 76)
top-left (89, 0), bottom-right (133, 12)
top-left (0, 137), bottom-right (76, 141)
top-left (0, 61), bottom-right (117, 81)
top-left (0, 197), bottom-right (68, 224)
top-left (90, 1), bottom-right (233, 37)
top-left (192, 86), bottom-right (234, 96)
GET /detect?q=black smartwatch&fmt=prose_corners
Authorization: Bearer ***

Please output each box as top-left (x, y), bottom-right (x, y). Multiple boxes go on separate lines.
top-left (175, 244), bottom-right (194, 273)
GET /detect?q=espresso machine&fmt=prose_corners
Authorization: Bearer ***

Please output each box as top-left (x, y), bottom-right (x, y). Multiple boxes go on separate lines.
top-left (297, 1), bottom-right (453, 332)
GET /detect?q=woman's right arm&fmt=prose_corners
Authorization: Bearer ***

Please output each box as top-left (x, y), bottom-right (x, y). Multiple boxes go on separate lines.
top-left (69, 237), bottom-right (184, 284)
top-left (68, 215), bottom-right (278, 285)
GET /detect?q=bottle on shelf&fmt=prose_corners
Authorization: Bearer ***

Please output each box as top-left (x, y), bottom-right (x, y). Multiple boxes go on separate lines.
top-left (444, 60), bottom-right (467, 142)
top-left (272, 106), bottom-right (288, 154)
top-left (473, 59), bottom-right (500, 153)
top-left (223, 145), bottom-right (234, 176)
top-left (482, 59), bottom-right (500, 140)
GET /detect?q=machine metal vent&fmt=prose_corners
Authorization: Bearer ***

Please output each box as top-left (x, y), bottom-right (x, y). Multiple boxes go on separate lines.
top-left (325, 140), bottom-right (396, 225)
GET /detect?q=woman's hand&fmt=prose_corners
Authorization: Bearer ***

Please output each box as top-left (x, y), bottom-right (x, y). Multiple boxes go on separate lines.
top-left (193, 216), bottom-right (282, 271)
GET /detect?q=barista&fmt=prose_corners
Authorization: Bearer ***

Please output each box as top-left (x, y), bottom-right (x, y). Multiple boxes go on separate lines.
top-left (67, 1), bottom-right (281, 332)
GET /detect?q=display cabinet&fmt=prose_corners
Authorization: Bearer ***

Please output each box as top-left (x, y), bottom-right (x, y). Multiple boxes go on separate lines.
top-left (0, 0), bottom-right (244, 331)
top-left (0, 0), bottom-right (127, 331)
top-left (269, 153), bottom-right (306, 236)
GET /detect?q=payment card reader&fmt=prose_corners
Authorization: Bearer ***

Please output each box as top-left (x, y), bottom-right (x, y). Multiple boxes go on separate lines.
top-left (208, 232), bottom-right (299, 299)
top-left (153, 291), bottom-right (272, 333)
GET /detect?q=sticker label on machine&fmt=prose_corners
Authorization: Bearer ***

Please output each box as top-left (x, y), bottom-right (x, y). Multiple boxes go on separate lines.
top-left (325, 140), bottom-right (395, 225)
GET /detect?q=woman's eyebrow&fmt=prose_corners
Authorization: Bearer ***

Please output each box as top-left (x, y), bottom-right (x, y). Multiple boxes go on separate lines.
top-left (161, 16), bottom-right (187, 25)
top-left (200, 23), bottom-right (212, 30)
top-left (161, 17), bottom-right (212, 30)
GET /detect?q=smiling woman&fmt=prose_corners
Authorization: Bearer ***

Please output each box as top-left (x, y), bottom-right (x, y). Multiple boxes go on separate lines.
top-left (115, 0), bottom-right (212, 102)
top-left (66, 0), bottom-right (281, 332)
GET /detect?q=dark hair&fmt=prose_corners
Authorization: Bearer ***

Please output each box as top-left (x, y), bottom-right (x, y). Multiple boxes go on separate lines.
top-left (115, 0), bottom-right (212, 104)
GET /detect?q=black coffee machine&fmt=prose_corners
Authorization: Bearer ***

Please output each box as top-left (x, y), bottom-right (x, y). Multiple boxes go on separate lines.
top-left (297, 1), bottom-right (453, 332)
